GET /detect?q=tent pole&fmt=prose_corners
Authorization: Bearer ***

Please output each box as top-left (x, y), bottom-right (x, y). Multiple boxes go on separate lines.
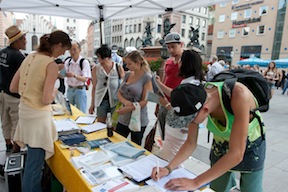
top-left (99, 5), bottom-right (104, 45)
top-left (99, 21), bottom-right (103, 45)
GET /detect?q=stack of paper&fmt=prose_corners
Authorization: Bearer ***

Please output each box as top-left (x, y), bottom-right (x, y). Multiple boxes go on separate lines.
top-left (54, 118), bottom-right (79, 136)
top-left (71, 151), bottom-right (111, 170)
top-left (91, 178), bottom-right (139, 192)
top-left (118, 154), bottom-right (168, 183)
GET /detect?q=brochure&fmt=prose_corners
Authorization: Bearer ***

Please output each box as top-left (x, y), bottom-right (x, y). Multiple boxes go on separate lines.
top-left (75, 115), bottom-right (97, 125)
top-left (54, 118), bottom-right (79, 136)
top-left (71, 151), bottom-right (111, 170)
top-left (110, 145), bottom-right (145, 159)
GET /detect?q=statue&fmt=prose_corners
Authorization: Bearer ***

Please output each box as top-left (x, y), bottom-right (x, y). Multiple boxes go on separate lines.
top-left (141, 22), bottom-right (154, 47)
top-left (159, 18), bottom-right (176, 46)
top-left (187, 26), bottom-right (200, 49)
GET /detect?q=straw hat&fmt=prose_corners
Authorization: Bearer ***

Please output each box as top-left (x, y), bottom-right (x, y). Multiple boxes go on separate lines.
top-left (5, 25), bottom-right (27, 44)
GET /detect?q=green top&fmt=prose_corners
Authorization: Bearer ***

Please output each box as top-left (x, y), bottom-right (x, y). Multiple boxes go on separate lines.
top-left (205, 81), bottom-right (265, 143)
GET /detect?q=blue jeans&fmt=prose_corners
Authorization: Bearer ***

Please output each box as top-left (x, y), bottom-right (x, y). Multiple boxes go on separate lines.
top-left (67, 87), bottom-right (87, 113)
top-left (97, 100), bottom-right (116, 118)
top-left (282, 80), bottom-right (288, 94)
top-left (116, 123), bottom-right (146, 145)
top-left (23, 146), bottom-right (45, 192)
top-left (211, 169), bottom-right (264, 192)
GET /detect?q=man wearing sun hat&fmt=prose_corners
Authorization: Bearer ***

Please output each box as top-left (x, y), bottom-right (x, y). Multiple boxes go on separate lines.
top-left (152, 82), bottom-right (266, 192)
top-left (0, 25), bottom-right (27, 153)
top-left (111, 44), bottom-right (123, 65)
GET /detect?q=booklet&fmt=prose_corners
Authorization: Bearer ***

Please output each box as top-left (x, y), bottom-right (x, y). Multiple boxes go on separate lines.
top-left (151, 72), bottom-right (165, 97)
top-left (86, 138), bottom-right (112, 149)
top-left (75, 116), bottom-right (97, 125)
top-left (81, 122), bottom-right (106, 134)
top-left (71, 151), bottom-right (111, 170)
top-left (110, 145), bottom-right (145, 159)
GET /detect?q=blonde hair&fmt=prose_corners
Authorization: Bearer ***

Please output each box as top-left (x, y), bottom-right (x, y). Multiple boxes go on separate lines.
top-left (124, 50), bottom-right (151, 72)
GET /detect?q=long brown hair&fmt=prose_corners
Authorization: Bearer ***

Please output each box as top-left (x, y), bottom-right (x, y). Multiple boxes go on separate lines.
top-left (37, 30), bottom-right (71, 54)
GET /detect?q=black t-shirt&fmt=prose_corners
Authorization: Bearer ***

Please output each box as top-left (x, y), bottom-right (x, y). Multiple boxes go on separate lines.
top-left (0, 46), bottom-right (25, 98)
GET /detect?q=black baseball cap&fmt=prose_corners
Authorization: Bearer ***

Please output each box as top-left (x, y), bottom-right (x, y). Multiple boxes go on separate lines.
top-left (171, 83), bottom-right (207, 116)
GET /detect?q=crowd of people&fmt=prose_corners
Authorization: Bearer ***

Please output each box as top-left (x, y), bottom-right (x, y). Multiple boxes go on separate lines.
top-left (1, 24), bottom-right (285, 192)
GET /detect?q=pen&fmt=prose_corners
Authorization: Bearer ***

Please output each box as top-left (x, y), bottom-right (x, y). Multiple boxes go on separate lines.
top-left (156, 159), bottom-right (159, 181)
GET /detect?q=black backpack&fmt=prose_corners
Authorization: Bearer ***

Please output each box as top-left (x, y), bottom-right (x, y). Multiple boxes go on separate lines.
top-left (211, 68), bottom-right (271, 140)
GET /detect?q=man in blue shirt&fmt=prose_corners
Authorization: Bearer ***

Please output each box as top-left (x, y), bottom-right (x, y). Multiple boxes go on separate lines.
top-left (111, 45), bottom-right (123, 65)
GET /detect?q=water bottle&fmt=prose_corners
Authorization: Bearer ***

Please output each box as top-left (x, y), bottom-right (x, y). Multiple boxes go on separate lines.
top-left (106, 112), bottom-right (113, 137)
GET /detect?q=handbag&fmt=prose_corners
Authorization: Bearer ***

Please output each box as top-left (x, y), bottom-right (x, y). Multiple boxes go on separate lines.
top-left (128, 102), bottom-right (141, 132)
top-left (112, 101), bottom-right (122, 128)
top-left (144, 121), bottom-right (157, 152)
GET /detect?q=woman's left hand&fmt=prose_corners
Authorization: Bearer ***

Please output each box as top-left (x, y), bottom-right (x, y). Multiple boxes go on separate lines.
top-left (164, 178), bottom-right (199, 191)
top-left (116, 106), bottom-right (135, 115)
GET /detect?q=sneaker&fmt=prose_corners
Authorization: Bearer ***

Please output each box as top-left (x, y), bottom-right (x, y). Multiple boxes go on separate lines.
top-left (6, 144), bottom-right (13, 153)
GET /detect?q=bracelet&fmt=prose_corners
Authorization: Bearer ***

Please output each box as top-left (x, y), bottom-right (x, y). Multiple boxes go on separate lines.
top-left (164, 166), bottom-right (172, 175)
top-left (165, 103), bottom-right (171, 109)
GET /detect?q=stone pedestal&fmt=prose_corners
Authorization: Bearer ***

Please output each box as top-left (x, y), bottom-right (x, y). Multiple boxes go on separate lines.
top-left (141, 46), bottom-right (166, 80)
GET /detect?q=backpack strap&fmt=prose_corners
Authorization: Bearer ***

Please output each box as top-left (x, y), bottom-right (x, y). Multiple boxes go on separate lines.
top-left (68, 57), bottom-right (86, 71)
top-left (115, 63), bottom-right (121, 80)
top-left (221, 79), bottom-right (265, 140)
top-left (221, 78), bottom-right (237, 114)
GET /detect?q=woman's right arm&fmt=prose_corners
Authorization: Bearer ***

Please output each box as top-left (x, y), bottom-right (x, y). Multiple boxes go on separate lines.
top-left (42, 62), bottom-right (59, 105)
top-left (89, 66), bottom-right (97, 114)
top-left (10, 69), bottom-right (20, 93)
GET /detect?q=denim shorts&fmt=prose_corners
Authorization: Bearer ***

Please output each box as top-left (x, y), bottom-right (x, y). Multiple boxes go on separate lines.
top-left (97, 100), bottom-right (116, 118)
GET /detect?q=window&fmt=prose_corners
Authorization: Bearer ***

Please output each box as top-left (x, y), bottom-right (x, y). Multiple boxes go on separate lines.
top-left (196, 18), bottom-right (200, 26)
top-left (125, 26), bottom-right (129, 34)
top-left (182, 15), bottom-right (186, 24)
top-left (202, 20), bottom-right (206, 28)
top-left (242, 27), bottom-right (250, 36)
top-left (203, 7), bottom-right (207, 14)
top-left (220, 3), bottom-right (227, 7)
top-left (217, 30), bottom-right (224, 39)
top-left (157, 24), bottom-right (161, 33)
top-left (201, 32), bottom-right (205, 41)
top-left (189, 16), bottom-right (193, 25)
top-left (232, 0), bottom-right (239, 4)
top-left (67, 19), bottom-right (69, 22)
top-left (134, 24), bottom-right (136, 33)
top-left (181, 29), bottom-right (185, 37)
top-left (219, 14), bottom-right (225, 22)
top-left (259, 6), bottom-right (268, 16)
top-left (257, 25), bottom-right (265, 35)
top-left (194, 8), bottom-right (200, 12)
top-left (138, 24), bottom-right (141, 32)
top-left (129, 25), bottom-right (132, 33)
top-left (244, 9), bottom-right (252, 18)
top-left (229, 29), bottom-right (236, 38)
top-left (231, 12), bottom-right (238, 21)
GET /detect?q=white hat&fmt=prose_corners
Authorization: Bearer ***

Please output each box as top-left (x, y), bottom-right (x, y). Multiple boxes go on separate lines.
top-left (125, 46), bottom-right (137, 53)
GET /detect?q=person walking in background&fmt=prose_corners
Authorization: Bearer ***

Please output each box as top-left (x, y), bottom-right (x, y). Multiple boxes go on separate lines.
top-left (64, 42), bottom-right (91, 113)
top-left (156, 32), bottom-right (184, 140)
top-left (89, 45), bottom-right (125, 123)
top-left (0, 25), bottom-right (27, 153)
top-left (263, 61), bottom-right (279, 97)
top-left (282, 71), bottom-right (288, 95)
top-left (156, 50), bottom-right (205, 162)
top-left (206, 55), bottom-right (225, 81)
top-left (115, 51), bottom-right (152, 145)
top-left (10, 31), bottom-right (71, 192)
top-left (152, 81), bottom-right (266, 192)
top-left (111, 45), bottom-right (123, 65)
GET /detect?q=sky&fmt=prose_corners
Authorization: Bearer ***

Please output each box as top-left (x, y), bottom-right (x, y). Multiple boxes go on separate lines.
top-left (14, 12), bottom-right (90, 40)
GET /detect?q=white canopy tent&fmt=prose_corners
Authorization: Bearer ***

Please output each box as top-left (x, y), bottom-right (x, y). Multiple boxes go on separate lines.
top-left (0, 0), bottom-right (230, 44)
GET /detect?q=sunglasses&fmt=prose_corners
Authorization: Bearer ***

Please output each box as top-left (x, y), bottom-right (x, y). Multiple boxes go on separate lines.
top-left (103, 76), bottom-right (108, 87)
